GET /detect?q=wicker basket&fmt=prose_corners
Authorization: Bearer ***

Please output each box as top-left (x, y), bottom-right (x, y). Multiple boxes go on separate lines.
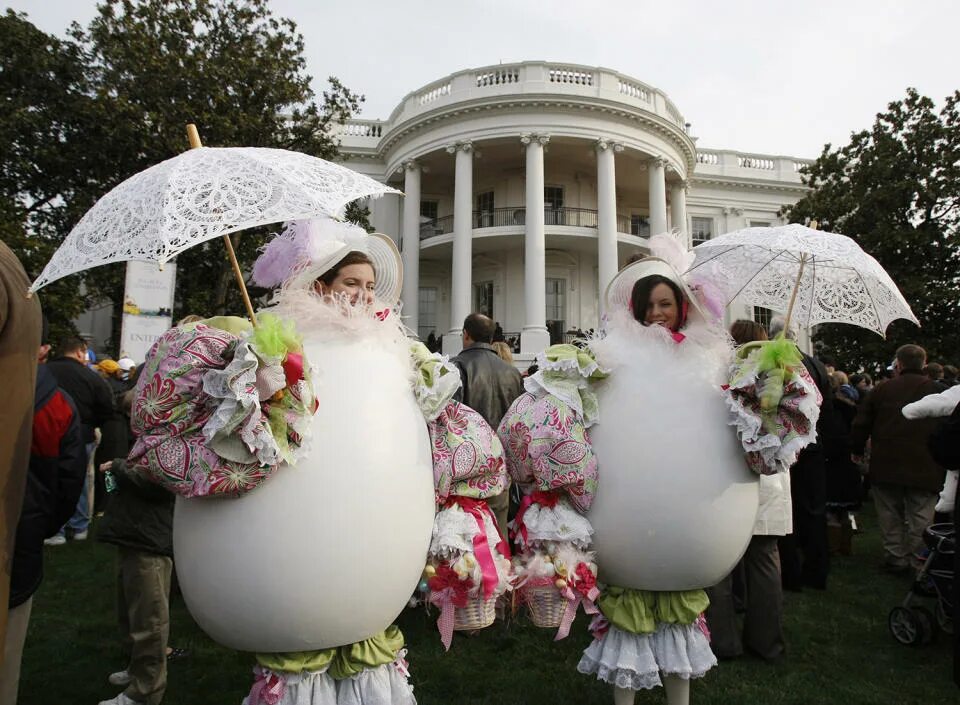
top-left (523, 584), bottom-right (566, 628)
top-left (454, 596), bottom-right (496, 631)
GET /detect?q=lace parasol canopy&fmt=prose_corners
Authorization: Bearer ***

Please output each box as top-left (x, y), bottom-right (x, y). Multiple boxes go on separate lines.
top-left (688, 223), bottom-right (918, 337)
top-left (29, 147), bottom-right (400, 292)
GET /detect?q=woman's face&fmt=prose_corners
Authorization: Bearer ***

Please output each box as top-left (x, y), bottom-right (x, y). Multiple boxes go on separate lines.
top-left (313, 263), bottom-right (376, 307)
top-left (644, 282), bottom-right (680, 330)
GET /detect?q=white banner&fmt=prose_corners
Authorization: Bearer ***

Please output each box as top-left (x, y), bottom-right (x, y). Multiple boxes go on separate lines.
top-left (119, 260), bottom-right (177, 363)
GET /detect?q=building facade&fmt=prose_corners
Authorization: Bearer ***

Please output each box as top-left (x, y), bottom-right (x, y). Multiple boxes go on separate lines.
top-left (337, 62), bottom-right (812, 358)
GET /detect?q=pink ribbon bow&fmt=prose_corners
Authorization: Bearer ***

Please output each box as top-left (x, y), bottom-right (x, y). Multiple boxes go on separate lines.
top-left (246, 666), bottom-right (286, 705)
top-left (554, 563), bottom-right (600, 641)
top-left (428, 564), bottom-right (471, 651)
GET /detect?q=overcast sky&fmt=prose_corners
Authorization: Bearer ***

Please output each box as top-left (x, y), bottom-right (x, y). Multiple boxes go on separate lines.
top-left (8, 0), bottom-right (959, 157)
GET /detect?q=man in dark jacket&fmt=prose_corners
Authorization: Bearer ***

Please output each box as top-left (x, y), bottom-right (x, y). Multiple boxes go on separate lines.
top-left (97, 411), bottom-right (174, 705)
top-left (850, 344), bottom-right (944, 573)
top-left (451, 313), bottom-right (524, 538)
top-left (2, 337), bottom-right (86, 703)
top-left (46, 336), bottom-right (114, 541)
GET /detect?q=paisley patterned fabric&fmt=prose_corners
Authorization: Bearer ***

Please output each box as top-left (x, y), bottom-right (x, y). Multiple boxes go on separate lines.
top-left (129, 323), bottom-right (287, 497)
top-left (429, 401), bottom-right (508, 502)
top-left (497, 391), bottom-right (598, 513)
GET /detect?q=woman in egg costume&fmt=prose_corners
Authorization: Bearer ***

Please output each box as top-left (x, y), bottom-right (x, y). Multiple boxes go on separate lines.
top-left (575, 258), bottom-right (726, 705)
top-left (128, 218), bottom-right (459, 705)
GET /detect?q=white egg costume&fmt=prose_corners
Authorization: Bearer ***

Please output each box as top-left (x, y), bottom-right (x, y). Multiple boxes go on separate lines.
top-left (575, 255), bottom-right (756, 692)
top-left (169, 221), bottom-right (430, 704)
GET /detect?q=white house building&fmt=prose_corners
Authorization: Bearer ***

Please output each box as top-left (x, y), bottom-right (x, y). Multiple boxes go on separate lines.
top-left (335, 61), bottom-right (813, 359)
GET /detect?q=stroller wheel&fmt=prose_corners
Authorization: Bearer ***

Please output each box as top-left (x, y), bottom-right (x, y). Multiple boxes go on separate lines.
top-left (935, 601), bottom-right (954, 635)
top-left (888, 606), bottom-right (921, 645)
top-left (913, 606), bottom-right (937, 644)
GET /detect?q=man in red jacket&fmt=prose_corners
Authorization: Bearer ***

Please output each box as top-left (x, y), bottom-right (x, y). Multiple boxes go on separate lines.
top-left (1, 324), bottom-right (86, 703)
top-left (850, 344), bottom-right (944, 573)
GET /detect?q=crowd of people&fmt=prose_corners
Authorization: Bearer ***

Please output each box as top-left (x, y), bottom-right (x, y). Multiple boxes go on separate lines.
top-left (2, 228), bottom-right (958, 705)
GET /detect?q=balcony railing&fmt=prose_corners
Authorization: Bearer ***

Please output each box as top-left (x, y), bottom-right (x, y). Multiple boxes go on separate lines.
top-left (419, 208), bottom-right (646, 239)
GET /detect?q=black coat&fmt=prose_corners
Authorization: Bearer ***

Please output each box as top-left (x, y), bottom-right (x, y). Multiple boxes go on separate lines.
top-left (10, 366), bottom-right (86, 607)
top-left (96, 459), bottom-right (173, 557)
top-left (46, 356), bottom-right (113, 443)
top-left (451, 343), bottom-right (524, 429)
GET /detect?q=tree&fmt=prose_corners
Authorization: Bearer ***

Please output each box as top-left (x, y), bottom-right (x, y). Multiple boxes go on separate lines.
top-left (1, 0), bottom-right (363, 350)
top-left (0, 10), bottom-right (102, 343)
top-left (785, 88), bottom-right (960, 372)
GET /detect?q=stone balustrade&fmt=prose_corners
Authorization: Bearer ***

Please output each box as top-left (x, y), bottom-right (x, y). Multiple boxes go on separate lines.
top-left (694, 149), bottom-right (812, 182)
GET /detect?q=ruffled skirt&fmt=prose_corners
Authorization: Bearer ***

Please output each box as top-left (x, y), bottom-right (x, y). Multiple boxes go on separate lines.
top-left (241, 661), bottom-right (415, 705)
top-left (577, 623), bottom-right (717, 691)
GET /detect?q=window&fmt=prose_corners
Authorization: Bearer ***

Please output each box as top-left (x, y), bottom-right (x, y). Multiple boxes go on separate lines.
top-left (418, 287), bottom-right (438, 342)
top-left (753, 306), bottom-right (772, 332)
top-left (420, 201), bottom-right (438, 221)
top-left (545, 278), bottom-right (566, 345)
top-left (476, 191), bottom-right (494, 227)
top-left (544, 186), bottom-right (564, 225)
top-left (749, 220), bottom-right (772, 228)
top-left (474, 281), bottom-right (494, 318)
top-left (419, 201), bottom-right (439, 237)
top-left (630, 214), bottom-right (650, 237)
top-left (691, 217), bottom-right (713, 246)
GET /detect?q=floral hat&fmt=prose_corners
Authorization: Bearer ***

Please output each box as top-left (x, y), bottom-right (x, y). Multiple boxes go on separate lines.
top-left (252, 218), bottom-right (403, 305)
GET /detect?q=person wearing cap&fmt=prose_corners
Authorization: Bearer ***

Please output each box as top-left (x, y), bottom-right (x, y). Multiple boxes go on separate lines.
top-left (93, 359), bottom-right (135, 513)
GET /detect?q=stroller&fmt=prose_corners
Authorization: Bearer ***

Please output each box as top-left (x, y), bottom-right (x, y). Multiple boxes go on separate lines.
top-left (888, 523), bottom-right (955, 645)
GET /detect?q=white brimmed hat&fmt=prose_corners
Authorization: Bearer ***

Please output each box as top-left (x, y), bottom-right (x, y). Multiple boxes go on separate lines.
top-left (253, 219), bottom-right (403, 305)
top-left (604, 256), bottom-right (708, 325)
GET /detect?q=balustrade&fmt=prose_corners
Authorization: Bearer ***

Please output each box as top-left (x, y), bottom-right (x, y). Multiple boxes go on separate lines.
top-left (548, 67), bottom-right (594, 86)
top-left (418, 207), bottom-right (646, 239)
top-left (476, 68), bottom-right (520, 87)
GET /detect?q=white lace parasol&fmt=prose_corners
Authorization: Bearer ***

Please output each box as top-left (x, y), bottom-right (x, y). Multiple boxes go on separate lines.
top-left (29, 146), bottom-right (400, 292)
top-left (688, 223), bottom-right (918, 336)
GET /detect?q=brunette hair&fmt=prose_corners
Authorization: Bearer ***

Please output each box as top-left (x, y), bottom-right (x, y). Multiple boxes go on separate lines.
top-left (630, 275), bottom-right (685, 327)
top-left (896, 344), bottom-right (926, 372)
top-left (729, 319), bottom-right (768, 346)
top-left (317, 250), bottom-right (375, 288)
top-left (463, 313), bottom-right (495, 344)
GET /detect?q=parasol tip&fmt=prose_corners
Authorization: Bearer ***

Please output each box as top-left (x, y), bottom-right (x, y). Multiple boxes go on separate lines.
top-left (186, 124), bottom-right (203, 149)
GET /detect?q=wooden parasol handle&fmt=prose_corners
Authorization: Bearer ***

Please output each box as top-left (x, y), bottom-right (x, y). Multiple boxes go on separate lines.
top-left (186, 124), bottom-right (258, 327)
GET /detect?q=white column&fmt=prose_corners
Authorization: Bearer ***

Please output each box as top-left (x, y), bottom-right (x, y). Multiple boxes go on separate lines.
top-left (521, 133), bottom-right (551, 354)
top-left (400, 161), bottom-right (421, 332)
top-left (670, 180), bottom-right (688, 245)
top-left (596, 139), bottom-right (622, 310)
top-left (648, 157), bottom-right (668, 235)
top-left (442, 141), bottom-right (473, 355)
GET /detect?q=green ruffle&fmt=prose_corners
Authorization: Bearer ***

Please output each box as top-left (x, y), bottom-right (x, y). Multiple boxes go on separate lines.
top-left (530, 344), bottom-right (609, 426)
top-left (598, 586), bottom-right (709, 634)
top-left (255, 626), bottom-right (405, 679)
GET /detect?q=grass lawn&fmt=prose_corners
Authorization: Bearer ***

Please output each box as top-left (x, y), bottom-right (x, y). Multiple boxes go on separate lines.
top-left (18, 503), bottom-right (957, 705)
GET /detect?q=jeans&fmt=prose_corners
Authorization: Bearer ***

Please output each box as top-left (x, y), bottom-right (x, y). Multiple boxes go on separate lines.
top-left (59, 441), bottom-right (95, 535)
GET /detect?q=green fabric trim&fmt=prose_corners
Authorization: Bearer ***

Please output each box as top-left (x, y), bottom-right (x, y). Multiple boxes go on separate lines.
top-left (255, 648), bottom-right (337, 673)
top-left (328, 625), bottom-right (405, 679)
top-left (542, 344), bottom-right (609, 380)
top-left (254, 626), bottom-right (404, 678)
top-left (197, 315), bottom-right (253, 336)
top-left (598, 586), bottom-right (709, 634)
top-left (250, 312), bottom-right (302, 359)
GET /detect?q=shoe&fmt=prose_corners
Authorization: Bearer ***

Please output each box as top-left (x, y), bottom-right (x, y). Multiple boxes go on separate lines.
top-left (166, 646), bottom-right (190, 661)
top-left (44, 534), bottom-right (66, 546)
top-left (107, 670), bottom-right (131, 686)
top-left (72, 529), bottom-right (89, 541)
top-left (98, 692), bottom-right (142, 705)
